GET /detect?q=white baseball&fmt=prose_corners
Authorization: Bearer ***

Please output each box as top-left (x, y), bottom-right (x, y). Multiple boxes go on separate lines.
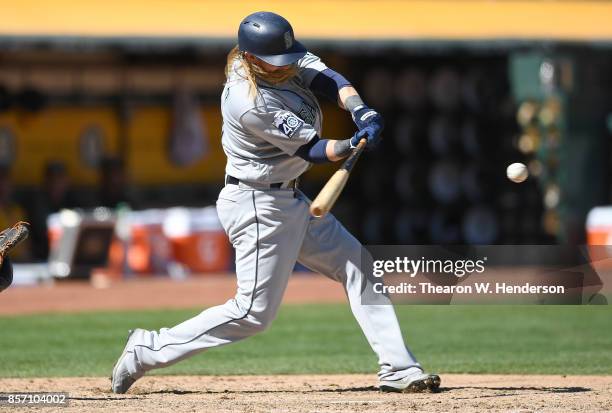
top-left (506, 162), bottom-right (528, 183)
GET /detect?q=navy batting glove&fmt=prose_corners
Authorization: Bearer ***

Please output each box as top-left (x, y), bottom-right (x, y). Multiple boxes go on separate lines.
top-left (350, 126), bottom-right (382, 150)
top-left (350, 129), bottom-right (369, 148)
top-left (352, 106), bottom-right (385, 132)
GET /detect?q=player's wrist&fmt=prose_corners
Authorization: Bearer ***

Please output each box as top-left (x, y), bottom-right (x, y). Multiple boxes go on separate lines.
top-left (344, 95), bottom-right (365, 113)
top-left (352, 106), bottom-right (375, 121)
top-left (334, 139), bottom-right (353, 158)
top-left (350, 104), bottom-right (367, 114)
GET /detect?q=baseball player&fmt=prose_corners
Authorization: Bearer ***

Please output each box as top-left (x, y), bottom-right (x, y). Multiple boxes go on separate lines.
top-left (112, 11), bottom-right (440, 394)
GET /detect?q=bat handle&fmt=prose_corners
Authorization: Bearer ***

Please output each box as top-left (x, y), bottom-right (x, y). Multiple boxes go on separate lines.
top-left (343, 138), bottom-right (367, 173)
top-left (355, 138), bottom-right (367, 152)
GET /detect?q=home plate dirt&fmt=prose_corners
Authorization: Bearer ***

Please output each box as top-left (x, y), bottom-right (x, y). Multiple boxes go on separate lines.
top-left (1, 374), bottom-right (611, 412)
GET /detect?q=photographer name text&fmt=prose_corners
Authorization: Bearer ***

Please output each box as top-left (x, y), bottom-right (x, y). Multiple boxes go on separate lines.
top-left (373, 282), bottom-right (565, 295)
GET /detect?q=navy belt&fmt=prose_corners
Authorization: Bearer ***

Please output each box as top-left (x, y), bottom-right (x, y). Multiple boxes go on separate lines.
top-left (225, 175), bottom-right (297, 189)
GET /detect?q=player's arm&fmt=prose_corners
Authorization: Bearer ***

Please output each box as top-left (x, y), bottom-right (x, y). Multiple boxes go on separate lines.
top-left (299, 53), bottom-right (361, 112)
top-left (308, 68), bottom-right (369, 113)
top-left (309, 69), bottom-right (385, 142)
top-left (295, 131), bottom-right (373, 163)
top-left (241, 106), bottom-right (376, 163)
top-left (299, 53), bottom-right (383, 131)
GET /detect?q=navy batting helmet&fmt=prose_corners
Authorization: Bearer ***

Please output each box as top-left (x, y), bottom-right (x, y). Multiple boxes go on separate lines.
top-left (238, 11), bottom-right (307, 66)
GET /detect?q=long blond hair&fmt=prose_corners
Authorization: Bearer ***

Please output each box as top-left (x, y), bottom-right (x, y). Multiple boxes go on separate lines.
top-left (225, 45), bottom-right (298, 99)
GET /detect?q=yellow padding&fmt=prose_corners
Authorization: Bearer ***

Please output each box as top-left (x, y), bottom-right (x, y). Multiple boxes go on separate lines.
top-left (0, 1), bottom-right (610, 41)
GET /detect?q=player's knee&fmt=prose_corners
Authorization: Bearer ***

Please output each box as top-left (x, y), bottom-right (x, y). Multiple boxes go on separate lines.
top-left (230, 302), bottom-right (274, 334)
top-left (246, 311), bottom-right (275, 333)
top-left (233, 294), bottom-right (251, 316)
top-left (332, 244), bottom-right (367, 284)
top-left (234, 293), bottom-right (279, 332)
top-left (245, 317), bottom-right (271, 334)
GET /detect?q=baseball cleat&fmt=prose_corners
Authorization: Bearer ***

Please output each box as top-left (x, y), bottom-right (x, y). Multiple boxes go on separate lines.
top-left (379, 371), bottom-right (441, 393)
top-left (111, 329), bottom-right (145, 394)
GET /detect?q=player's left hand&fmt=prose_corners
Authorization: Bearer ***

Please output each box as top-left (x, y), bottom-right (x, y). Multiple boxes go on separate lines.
top-left (352, 106), bottom-right (385, 133)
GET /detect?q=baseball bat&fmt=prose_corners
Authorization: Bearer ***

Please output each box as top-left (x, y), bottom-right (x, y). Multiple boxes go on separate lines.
top-left (310, 139), bottom-right (367, 218)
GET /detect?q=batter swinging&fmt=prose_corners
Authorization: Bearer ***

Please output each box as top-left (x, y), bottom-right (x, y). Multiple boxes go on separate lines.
top-left (112, 11), bottom-right (440, 394)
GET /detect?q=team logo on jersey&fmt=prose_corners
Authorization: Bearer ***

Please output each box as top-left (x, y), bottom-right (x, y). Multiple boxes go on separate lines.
top-left (274, 111), bottom-right (303, 138)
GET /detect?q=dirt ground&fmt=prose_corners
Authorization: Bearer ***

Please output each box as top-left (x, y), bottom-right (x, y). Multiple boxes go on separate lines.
top-left (2, 275), bottom-right (611, 412)
top-left (1, 374), bottom-right (611, 412)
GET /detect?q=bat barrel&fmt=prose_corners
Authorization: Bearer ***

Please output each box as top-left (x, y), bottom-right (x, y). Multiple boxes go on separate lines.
top-left (309, 169), bottom-right (350, 218)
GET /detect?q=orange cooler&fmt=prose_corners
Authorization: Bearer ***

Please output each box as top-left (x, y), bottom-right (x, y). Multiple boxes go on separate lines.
top-left (127, 209), bottom-right (170, 275)
top-left (586, 206), bottom-right (612, 268)
top-left (587, 206), bottom-right (612, 245)
top-left (47, 213), bottom-right (63, 252)
top-left (164, 207), bottom-right (231, 273)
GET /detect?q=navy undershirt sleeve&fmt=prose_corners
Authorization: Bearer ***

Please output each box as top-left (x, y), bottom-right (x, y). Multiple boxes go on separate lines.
top-left (295, 136), bottom-right (331, 163)
top-left (309, 68), bottom-right (352, 102)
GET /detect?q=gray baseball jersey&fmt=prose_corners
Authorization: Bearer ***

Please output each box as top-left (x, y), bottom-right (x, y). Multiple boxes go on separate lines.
top-left (221, 53), bottom-right (327, 183)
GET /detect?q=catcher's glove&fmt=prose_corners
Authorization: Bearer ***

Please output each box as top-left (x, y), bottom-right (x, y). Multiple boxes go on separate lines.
top-left (0, 221), bottom-right (29, 292)
top-left (0, 221), bottom-right (29, 266)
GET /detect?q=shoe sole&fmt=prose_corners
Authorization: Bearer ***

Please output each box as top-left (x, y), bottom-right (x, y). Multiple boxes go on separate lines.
top-left (111, 329), bottom-right (137, 393)
top-left (380, 374), bottom-right (441, 393)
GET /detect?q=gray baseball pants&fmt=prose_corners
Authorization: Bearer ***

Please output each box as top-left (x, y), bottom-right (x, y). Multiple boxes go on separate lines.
top-left (126, 184), bottom-right (421, 381)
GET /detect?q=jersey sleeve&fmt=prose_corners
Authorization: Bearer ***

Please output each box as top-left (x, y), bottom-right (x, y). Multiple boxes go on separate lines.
top-left (241, 107), bottom-right (318, 156)
top-left (297, 52), bottom-right (328, 87)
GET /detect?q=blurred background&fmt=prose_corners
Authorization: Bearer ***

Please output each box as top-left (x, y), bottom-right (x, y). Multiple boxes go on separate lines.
top-left (0, 0), bottom-right (611, 282)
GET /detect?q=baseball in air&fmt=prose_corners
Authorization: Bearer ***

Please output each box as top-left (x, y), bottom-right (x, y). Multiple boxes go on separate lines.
top-left (506, 162), bottom-right (528, 183)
